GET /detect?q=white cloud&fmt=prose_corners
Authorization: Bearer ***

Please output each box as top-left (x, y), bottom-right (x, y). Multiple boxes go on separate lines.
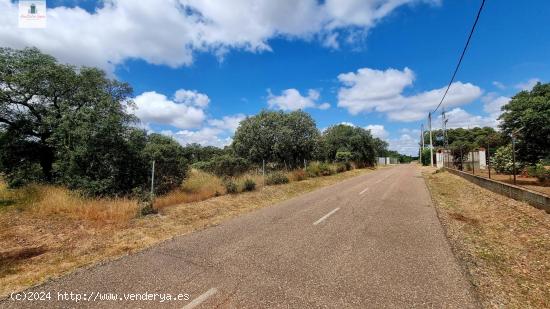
top-left (174, 89), bottom-right (210, 108)
top-left (163, 127), bottom-right (232, 148)
top-left (365, 124), bottom-right (389, 139)
top-left (207, 114), bottom-right (246, 132)
top-left (0, 0), bottom-right (438, 71)
top-left (388, 133), bottom-right (419, 156)
top-left (482, 93), bottom-right (509, 118)
top-left (515, 78), bottom-right (540, 91)
top-left (492, 81), bottom-right (505, 90)
top-left (132, 90), bottom-right (207, 129)
top-left (438, 107), bottom-right (497, 129)
top-left (267, 88), bottom-right (330, 111)
top-left (337, 67), bottom-right (482, 121)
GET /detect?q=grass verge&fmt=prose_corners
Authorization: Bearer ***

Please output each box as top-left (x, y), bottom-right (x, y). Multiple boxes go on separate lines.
top-left (423, 168), bottom-right (550, 308)
top-left (0, 167), bottom-right (371, 297)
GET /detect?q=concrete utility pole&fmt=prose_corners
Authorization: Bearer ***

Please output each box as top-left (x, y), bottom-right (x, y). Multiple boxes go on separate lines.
top-left (428, 113), bottom-right (434, 167)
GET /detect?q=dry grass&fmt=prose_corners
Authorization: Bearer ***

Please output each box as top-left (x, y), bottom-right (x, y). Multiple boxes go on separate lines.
top-left (154, 169), bottom-right (225, 209)
top-left (0, 167), bottom-right (371, 297)
top-left (423, 167), bottom-right (550, 308)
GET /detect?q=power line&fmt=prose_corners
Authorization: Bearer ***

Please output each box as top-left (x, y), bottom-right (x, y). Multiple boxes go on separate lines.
top-left (432, 0), bottom-right (486, 114)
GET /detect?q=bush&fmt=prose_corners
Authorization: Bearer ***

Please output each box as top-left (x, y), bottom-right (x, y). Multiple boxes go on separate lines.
top-left (306, 162), bottom-right (321, 177)
top-left (344, 161), bottom-right (352, 171)
top-left (335, 163), bottom-right (346, 173)
top-left (193, 154), bottom-right (250, 177)
top-left (335, 151), bottom-right (352, 163)
top-left (420, 148), bottom-right (431, 166)
top-left (242, 178), bottom-right (256, 191)
top-left (266, 172), bottom-right (289, 185)
top-left (224, 179), bottom-right (238, 194)
top-left (491, 145), bottom-right (524, 174)
top-left (318, 162), bottom-right (334, 176)
top-left (527, 162), bottom-right (550, 182)
top-left (290, 169), bottom-right (308, 181)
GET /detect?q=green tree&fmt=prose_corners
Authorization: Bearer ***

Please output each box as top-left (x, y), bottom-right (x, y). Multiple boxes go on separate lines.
top-left (499, 82), bottom-right (550, 163)
top-left (232, 110), bottom-right (319, 168)
top-left (321, 124), bottom-right (377, 166)
top-left (143, 134), bottom-right (188, 195)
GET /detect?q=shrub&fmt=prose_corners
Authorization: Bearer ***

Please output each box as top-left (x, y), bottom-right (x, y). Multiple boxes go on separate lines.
top-left (318, 162), bottom-right (334, 176)
top-left (306, 162), bottom-right (321, 177)
top-left (335, 163), bottom-right (346, 173)
top-left (266, 172), bottom-right (289, 185)
top-left (491, 145), bottom-right (524, 174)
top-left (290, 169), bottom-right (307, 181)
top-left (527, 162), bottom-right (550, 182)
top-left (420, 148), bottom-right (432, 166)
top-left (344, 161), bottom-right (352, 171)
top-left (242, 178), bottom-right (256, 191)
top-left (335, 151), bottom-right (352, 163)
top-left (224, 179), bottom-right (238, 194)
top-left (193, 154), bottom-right (250, 177)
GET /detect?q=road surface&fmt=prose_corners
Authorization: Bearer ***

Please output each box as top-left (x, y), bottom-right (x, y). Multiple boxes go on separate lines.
top-left (1, 165), bottom-right (478, 308)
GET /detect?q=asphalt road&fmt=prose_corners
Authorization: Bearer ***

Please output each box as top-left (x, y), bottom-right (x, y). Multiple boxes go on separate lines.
top-left (2, 165), bottom-right (478, 308)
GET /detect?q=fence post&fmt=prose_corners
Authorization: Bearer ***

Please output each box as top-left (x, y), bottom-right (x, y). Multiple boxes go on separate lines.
top-left (150, 160), bottom-right (155, 198)
top-left (472, 151), bottom-right (475, 175)
top-left (487, 143), bottom-right (491, 179)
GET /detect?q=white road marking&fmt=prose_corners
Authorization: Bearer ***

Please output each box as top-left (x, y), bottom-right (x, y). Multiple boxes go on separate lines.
top-left (313, 208), bottom-right (340, 225)
top-left (359, 187), bottom-right (369, 195)
top-left (183, 288), bottom-right (218, 309)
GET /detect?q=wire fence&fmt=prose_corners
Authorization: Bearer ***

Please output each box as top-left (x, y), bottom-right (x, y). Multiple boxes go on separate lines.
top-left (437, 149), bottom-right (550, 197)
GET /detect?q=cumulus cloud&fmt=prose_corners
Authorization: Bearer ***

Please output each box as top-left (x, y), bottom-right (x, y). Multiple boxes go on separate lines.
top-left (174, 89), bottom-right (210, 108)
top-left (0, 0), bottom-right (437, 71)
top-left (267, 89), bottom-right (330, 111)
top-left (365, 124), bottom-right (389, 139)
top-left (132, 90), bottom-right (207, 129)
top-left (207, 114), bottom-right (247, 132)
top-left (337, 67), bottom-right (482, 121)
top-left (482, 93), bottom-right (509, 118)
top-left (388, 133), bottom-right (419, 156)
top-left (437, 107), bottom-right (497, 129)
top-left (515, 78), bottom-right (540, 91)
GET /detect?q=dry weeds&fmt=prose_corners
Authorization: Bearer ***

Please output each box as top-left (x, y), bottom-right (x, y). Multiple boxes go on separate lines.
top-left (423, 168), bottom-right (550, 308)
top-left (0, 167), bottom-right (370, 297)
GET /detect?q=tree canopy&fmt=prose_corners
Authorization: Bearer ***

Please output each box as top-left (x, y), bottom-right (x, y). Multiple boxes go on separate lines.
top-left (0, 47), bottom-right (188, 196)
top-left (499, 82), bottom-right (550, 163)
top-left (232, 110), bottom-right (319, 168)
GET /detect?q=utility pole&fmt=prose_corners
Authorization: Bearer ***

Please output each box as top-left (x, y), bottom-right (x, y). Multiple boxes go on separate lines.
top-left (150, 160), bottom-right (155, 198)
top-left (429, 113), bottom-right (434, 167)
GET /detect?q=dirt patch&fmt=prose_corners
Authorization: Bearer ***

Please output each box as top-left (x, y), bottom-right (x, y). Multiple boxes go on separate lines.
top-left (423, 167), bottom-right (550, 308)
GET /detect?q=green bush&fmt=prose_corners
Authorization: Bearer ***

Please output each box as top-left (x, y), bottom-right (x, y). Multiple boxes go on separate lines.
top-left (335, 151), bottom-right (352, 163)
top-left (335, 163), bottom-right (346, 173)
top-left (193, 154), bottom-right (250, 177)
top-left (318, 162), bottom-right (334, 176)
top-left (491, 145), bottom-right (524, 174)
top-left (527, 162), bottom-right (549, 182)
top-left (420, 148), bottom-right (431, 166)
top-left (224, 179), bottom-right (238, 194)
top-left (306, 162), bottom-right (321, 177)
top-left (344, 161), bottom-right (352, 171)
top-left (266, 172), bottom-right (289, 185)
top-left (242, 178), bottom-right (256, 191)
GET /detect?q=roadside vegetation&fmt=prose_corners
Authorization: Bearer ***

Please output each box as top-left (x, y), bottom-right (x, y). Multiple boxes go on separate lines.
top-left (0, 47), bottom-right (397, 295)
top-left (421, 82), bottom-right (550, 188)
top-left (424, 168), bottom-right (550, 308)
top-left (0, 166), bottom-right (372, 297)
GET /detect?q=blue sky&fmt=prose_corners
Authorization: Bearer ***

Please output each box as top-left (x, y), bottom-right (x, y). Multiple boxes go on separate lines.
top-left (2, 0), bottom-right (549, 155)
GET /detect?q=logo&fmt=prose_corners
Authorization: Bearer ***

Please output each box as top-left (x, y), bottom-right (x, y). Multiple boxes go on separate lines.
top-left (18, 0), bottom-right (47, 28)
